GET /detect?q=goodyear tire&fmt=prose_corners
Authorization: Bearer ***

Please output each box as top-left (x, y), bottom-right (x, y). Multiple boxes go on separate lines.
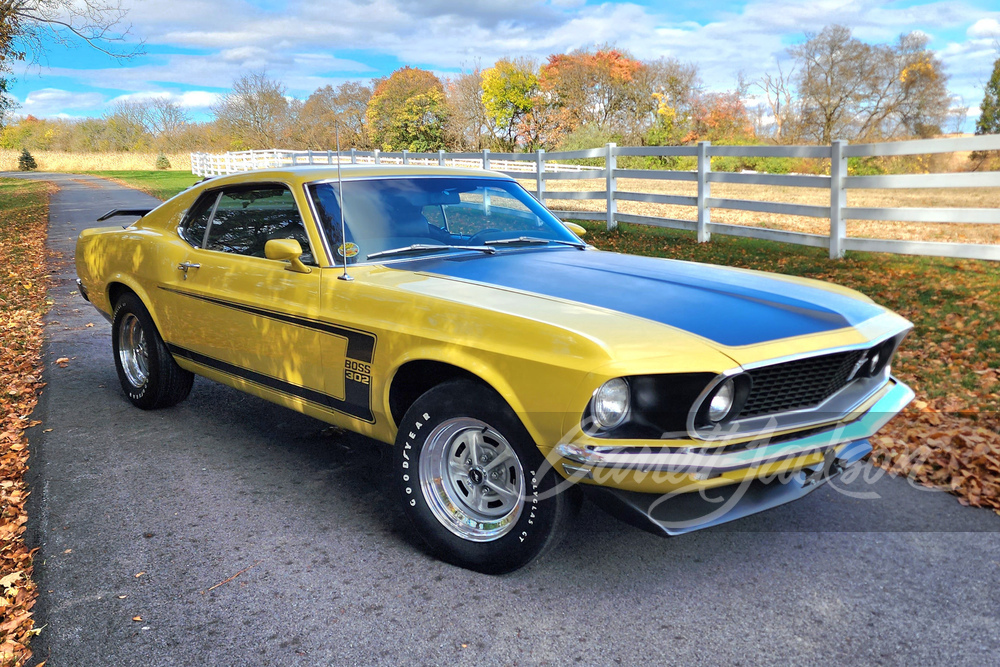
top-left (393, 379), bottom-right (579, 574)
top-left (111, 292), bottom-right (193, 410)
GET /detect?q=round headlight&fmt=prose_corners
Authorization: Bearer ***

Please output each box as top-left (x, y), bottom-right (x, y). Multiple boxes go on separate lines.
top-left (593, 378), bottom-right (630, 429)
top-left (707, 378), bottom-right (735, 423)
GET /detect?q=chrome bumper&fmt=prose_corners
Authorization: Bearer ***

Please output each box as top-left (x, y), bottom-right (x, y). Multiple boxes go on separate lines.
top-left (556, 378), bottom-right (914, 479)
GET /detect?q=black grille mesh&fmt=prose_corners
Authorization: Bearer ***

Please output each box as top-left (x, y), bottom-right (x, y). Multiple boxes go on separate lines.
top-left (737, 349), bottom-right (866, 419)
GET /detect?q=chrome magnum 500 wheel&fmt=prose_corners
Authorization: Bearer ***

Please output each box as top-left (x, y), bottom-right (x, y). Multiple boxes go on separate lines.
top-left (393, 379), bottom-right (579, 574)
top-left (419, 417), bottom-right (526, 542)
top-left (112, 292), bottom-right (193, 409)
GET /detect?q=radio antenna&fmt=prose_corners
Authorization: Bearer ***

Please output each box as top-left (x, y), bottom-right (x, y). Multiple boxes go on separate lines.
top-left (335, 124), bottom-right (353, 281)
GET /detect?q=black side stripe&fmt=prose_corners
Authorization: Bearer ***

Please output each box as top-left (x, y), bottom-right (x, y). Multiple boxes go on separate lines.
top-left (168, 344), bottom-right (374, 423)
top-left (158, 286), bottom-right (376, 363)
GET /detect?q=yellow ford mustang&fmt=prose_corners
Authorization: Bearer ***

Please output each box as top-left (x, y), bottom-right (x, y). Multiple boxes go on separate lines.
top-left (76, 165), bottom-right (913, 573)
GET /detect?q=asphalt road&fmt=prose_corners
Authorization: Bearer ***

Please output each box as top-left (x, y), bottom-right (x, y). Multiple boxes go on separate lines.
top-left (11, 172), bottom-right (1000, 666)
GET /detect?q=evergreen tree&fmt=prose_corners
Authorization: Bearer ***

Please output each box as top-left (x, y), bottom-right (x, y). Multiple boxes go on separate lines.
top-left (17, 148), bottom-right (36, 171)
top-left (976, 56), bottom-right (1000, 136)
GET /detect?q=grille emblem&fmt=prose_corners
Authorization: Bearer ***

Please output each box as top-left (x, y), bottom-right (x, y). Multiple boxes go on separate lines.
top-left (847, 353), bottom-right (869, 382)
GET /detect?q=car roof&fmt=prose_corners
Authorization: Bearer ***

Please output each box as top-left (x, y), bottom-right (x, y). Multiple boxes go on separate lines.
top-left (195, 164), bottom-right (515, 189)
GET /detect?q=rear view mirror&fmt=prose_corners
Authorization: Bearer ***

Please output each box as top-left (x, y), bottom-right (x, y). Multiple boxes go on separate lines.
top-left (265, 239), bottom-right (312, 274)
top-left (564, 222), bottom-right (587, 237)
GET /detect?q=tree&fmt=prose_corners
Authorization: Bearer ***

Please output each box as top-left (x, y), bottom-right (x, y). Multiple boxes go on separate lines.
top-left (684, 89), bottom-right (755, 144)
top-left (295, 81), bottom-right (371, 149)
top-left (104, 100), bottom-right (152, 151)
top-left (481, 58), bottom-right (538, 150)
top-left (755, 62), bottom-right (796, 142)
top-left (976, 56), bottom-right (1000, 136)
top-left (366, 67), bottom-right (447, 151)
top-left (17, 147), bottom-right (35, 170)
top-left (539, 47), bottom-right (645, 134)
top-left (0, 0), bottom-right (139, 63)
top-left (641, 57), bottom-right (700, 146)
top-left (0, 0), bottom-right (141, 112)
top-left (790, 25), bottom-right (951, 143)
top-left (212, 71), bottom-right (289, 150)
top-left (444, 67), bottom-right (490, 150)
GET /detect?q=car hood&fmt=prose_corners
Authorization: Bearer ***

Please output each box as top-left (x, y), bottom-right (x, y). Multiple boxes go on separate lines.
top-left (393, 248), bottom-right (885, 348)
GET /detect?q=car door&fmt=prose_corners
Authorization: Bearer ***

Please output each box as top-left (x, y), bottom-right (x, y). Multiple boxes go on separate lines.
top-left (158, 183), bottom-right (327, 400)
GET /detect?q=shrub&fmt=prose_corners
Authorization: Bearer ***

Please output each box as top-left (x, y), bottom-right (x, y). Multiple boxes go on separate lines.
top-left (17, 148), bottom-right (37, 171)
top-left (155, 152), bottom-right (171, 170)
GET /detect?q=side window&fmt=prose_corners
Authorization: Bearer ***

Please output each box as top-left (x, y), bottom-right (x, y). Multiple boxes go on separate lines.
top-left (205, 185), bottom-right (314, 264)
top-left (180, 192), bottom-right (219, 247)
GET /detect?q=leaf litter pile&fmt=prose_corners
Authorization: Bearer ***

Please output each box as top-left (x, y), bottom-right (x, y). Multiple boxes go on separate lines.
top-left (581, 220), bottom-right (1000, 515)
top-left (0, 179), bottom-right (54, 666)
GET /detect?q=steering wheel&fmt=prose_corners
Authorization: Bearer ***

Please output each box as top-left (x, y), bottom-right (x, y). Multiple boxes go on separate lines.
top-left (466, 228), bottom-right (502, 245)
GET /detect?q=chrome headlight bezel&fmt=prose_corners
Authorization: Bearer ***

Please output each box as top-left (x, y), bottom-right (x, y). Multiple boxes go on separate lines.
top-left (591, 378), bottom-right (631, 429)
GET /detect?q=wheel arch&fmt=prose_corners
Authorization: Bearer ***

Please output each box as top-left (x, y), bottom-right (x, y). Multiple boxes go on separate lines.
top-left (387, 360), bottom-right (489, 428)
top-left (106, 279), bottom-right (166, 334)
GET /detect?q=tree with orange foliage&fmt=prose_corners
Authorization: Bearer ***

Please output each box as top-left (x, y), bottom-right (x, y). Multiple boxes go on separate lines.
top-left (684, 90), bottom-right (755, 144)
top-left (538, 47), bottom-right (646, 134)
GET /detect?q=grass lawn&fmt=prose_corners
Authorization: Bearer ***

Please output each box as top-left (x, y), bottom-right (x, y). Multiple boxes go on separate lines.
top-left (81, 170), bottom-right (201, 201)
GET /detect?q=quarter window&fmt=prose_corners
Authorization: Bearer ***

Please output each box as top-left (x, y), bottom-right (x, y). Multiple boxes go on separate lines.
top-left (204, 185), bottom-right (314, 263)
top-left (180, 192), bottom-right (219, 248)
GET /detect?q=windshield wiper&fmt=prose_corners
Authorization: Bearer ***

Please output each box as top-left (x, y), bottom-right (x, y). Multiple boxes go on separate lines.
top-left (366, 244), bottom-right (497, 260)
top-left (484, 236), bottom-right (587, 249)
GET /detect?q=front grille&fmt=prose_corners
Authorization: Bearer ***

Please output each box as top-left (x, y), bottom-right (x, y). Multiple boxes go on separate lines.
top-left (737, 349), bottom-right (866, 419)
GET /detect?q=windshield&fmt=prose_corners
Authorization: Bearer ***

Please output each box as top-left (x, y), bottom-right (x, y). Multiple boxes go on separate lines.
top-left (308, 177), bottom-right (580, 263)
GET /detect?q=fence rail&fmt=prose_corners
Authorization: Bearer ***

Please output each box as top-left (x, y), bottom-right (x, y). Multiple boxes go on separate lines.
top-left (190, 135), bottom-right (1000, 261)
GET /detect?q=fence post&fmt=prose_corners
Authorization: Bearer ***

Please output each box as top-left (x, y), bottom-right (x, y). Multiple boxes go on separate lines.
top-left (326, 149), bottom-right (333, 165)
top-left (350, 148), bottom-right (356, 164)
top-left (536, 149), bottom-right (546, 202)
top-left (307, 149), bottom-right (314, 165)
top-left (696, 141), bottom-right (711, 243)
top-left (226, 152), bottom-right (233, 175)
top-left (292, 154), bottom-right (298, 166)
top-left (438, 149), bottom-right (446, 166)
top-left (829, 140), bottom-right (848, 259)
top-left (482, 148), bottom-right (491, 170)
top-left (374, 149), bottom-right (380, 165)
top-left (402, 149), bottom-right (409, 165)
top-left (605, 142), bottom-right (617, 230)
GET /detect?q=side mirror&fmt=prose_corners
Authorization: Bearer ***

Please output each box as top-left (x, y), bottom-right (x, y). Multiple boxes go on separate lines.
top-left (265, 238), bottom-right (312, 274)
top-left (564, 221), bottom-right (587, 237)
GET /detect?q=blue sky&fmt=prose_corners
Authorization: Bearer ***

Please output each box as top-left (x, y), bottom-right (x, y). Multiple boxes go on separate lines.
top-left (7, 0), bottom-right (1000, 130)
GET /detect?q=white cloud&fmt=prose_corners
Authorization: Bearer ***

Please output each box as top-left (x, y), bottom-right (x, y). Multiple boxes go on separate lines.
top-left (19, 88), bottom-right (105, 116)
top-left (968, 18), bottom-right (1000, 39)
top-left (105, 89), bottom-right (223, 109)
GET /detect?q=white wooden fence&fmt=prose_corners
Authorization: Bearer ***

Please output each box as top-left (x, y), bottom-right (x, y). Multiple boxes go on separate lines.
top-left (191, 135), bottom-right (1000, 261)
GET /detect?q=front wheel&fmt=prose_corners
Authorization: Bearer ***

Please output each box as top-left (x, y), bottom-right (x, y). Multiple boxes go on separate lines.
top-left (393, 380), bottom-right (578, 574)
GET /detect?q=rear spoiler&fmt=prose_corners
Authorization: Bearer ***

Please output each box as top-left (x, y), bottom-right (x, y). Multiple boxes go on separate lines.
top-left (97, 208), bottom-right (153, 222)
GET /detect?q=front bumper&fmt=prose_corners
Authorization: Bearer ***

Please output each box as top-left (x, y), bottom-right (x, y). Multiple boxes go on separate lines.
top-left (556, 377), bottom-right (913, 482)
top-left (583, 439), bottom-right (872, 536)
top-left (555, 377), bottom-right (914, 536)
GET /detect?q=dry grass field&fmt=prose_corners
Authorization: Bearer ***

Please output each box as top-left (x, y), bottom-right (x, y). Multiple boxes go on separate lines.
top-left (0, 149), bottom-right (192, 172)
top-left (516, 177), bottom-right (1000, 245)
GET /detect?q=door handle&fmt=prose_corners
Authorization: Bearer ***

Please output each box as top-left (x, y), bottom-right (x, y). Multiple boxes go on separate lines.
top-left (178, 262), bottom-right (201, 279)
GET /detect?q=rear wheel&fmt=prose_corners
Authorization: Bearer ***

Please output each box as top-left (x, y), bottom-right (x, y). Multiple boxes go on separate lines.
top-left (112, 292), bottom-right (193, 409)
top-left (393, 380), bottom-right (579, 574)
